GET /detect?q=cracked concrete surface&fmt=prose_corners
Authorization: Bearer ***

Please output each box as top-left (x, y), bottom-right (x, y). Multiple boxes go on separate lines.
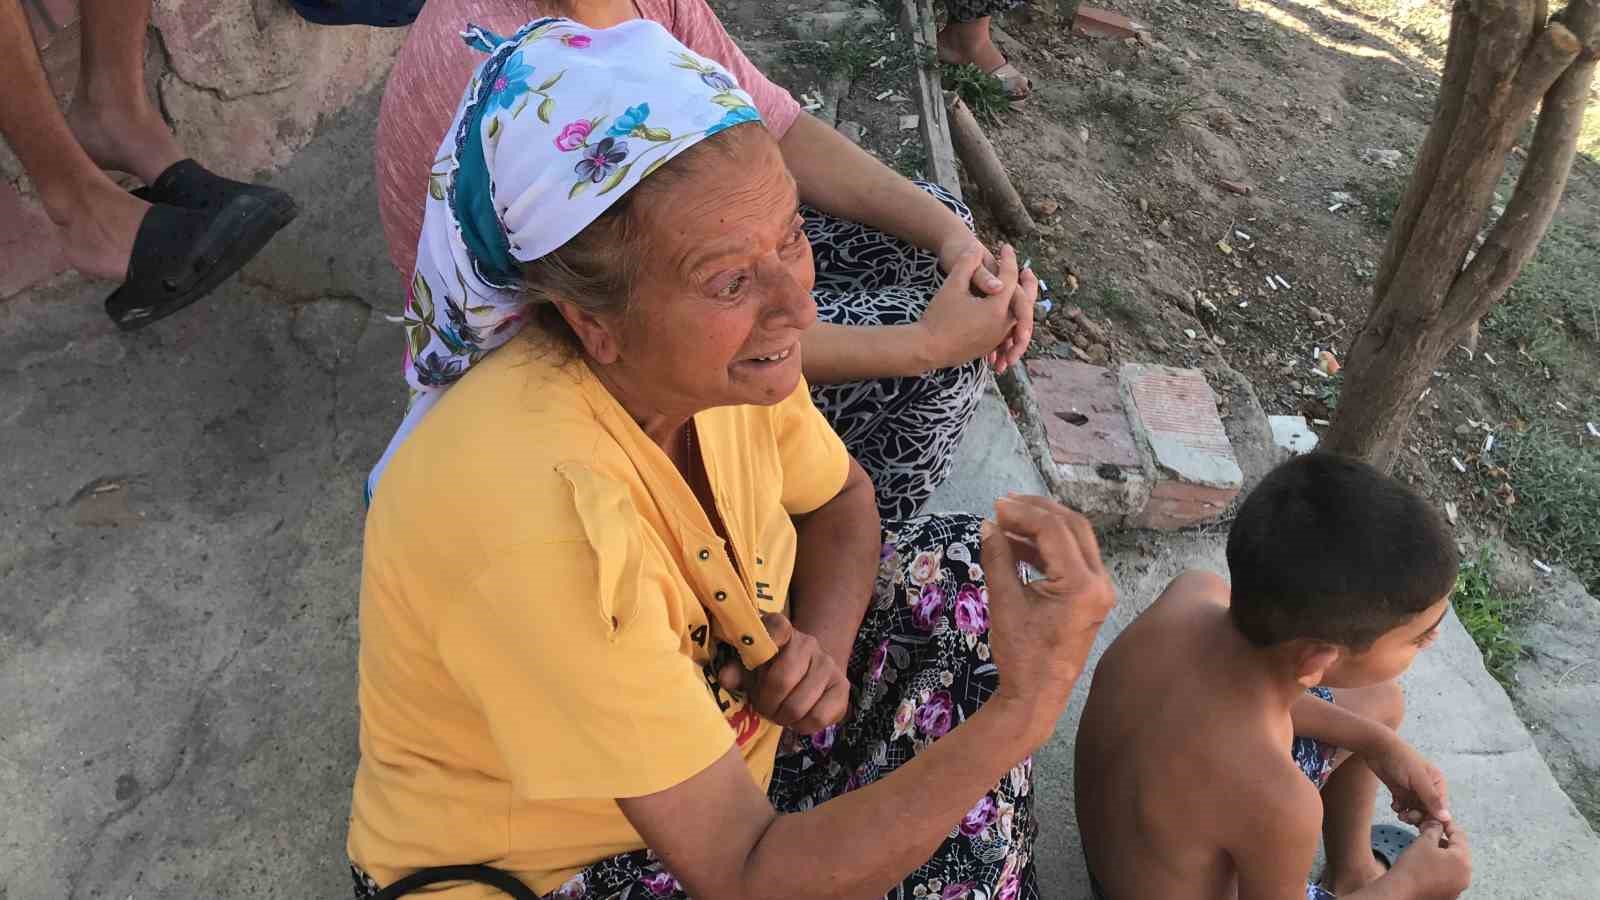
top-left (3, 86), bottom-right (1598, 898)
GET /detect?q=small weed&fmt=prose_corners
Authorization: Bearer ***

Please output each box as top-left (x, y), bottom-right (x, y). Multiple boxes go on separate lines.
top-left (943, 63), bottom-right (1011, 124)
top-left (1451, 550), bottom-right (1530, 687)
top-left (1316, 372), bottom-right (1344, 412)
top-left (1494, 424), bottom-right (1600, 594)
top-left (791, 38), bottom-right (879, 79)
top-left (1089, 285), bottom-right (1136, 323)
top-left (1160, 91), bottom-right (1226, 126)
top-left (892, 142), bottom-right (928, 180)
top-left (1364, 176), bottom-right (1407, 228)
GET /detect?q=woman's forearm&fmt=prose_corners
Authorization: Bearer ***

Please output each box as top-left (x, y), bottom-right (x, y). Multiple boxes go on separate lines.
top-left (801, 322), bottom-right (938, 384)
top-left (788, 459), bottom-right (880, 667)
top-left (780, 113), bottom-right (966, 253)
top-left (741, 700), bottom-right (1034, 900)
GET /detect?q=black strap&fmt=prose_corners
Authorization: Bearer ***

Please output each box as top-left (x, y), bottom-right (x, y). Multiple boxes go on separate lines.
top-left (371, 864), bottom-right (540, 900)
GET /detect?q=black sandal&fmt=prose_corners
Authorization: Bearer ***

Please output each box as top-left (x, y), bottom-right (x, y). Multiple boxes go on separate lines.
top-left (131, 159), bottom-right (297, 227)
top-left (104, 197), bottom-right (286, 331)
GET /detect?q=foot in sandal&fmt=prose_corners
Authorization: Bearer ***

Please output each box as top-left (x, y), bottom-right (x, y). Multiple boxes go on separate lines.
top-left (936, 15), bottom-right (1033, 100)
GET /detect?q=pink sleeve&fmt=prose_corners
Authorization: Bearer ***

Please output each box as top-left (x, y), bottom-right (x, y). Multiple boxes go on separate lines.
top-left (658, 0), bottom-right (802, 138)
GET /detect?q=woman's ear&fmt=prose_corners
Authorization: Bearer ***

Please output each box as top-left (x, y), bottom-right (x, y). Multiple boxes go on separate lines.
top-left (552, 300), bottom-right (621, 364)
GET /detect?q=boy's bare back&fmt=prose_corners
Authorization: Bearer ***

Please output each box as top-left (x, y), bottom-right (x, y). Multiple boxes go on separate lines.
top-left (1075, 571), bottom-right (1321, 900)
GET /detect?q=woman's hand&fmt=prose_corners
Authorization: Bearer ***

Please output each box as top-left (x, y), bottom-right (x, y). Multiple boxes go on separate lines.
top-left (936, 232), bottom-right (1038, 375)
top-left (980, 495), bottom-right (1117, 751)
top-left (916, 245), bottom-right (1033, 372)
top-left (719, 613), bottom-right (850, 736)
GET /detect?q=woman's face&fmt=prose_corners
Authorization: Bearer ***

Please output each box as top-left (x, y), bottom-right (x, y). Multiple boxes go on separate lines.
top-left (600, 130), bottom-right (817, 415)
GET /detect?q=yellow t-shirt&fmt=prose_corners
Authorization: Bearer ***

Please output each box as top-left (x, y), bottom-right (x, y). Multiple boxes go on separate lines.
top-left (348, 344), bottom-right (850, 897)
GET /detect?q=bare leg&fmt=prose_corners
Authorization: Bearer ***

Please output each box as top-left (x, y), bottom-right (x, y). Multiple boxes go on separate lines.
top-left (1321, 681), bottom-right (1405, 896)
top-left (66, 0), bottom-right (184, 183)
top-left (935, 16), bottom-right (1007, 72)
top-left (0, 0), bottom-right (147, 280)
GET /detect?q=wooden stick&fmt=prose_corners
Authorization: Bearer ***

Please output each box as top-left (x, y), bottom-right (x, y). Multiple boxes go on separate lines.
top-left (947, 97), bottom-right (1037, 237)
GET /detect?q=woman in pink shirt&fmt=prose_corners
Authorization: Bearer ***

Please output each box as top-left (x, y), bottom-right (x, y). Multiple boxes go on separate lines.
top-left (373, 0), bottom-right (1037, 519)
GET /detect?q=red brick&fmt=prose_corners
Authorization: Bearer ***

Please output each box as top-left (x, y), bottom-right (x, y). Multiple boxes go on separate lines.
top-left (1120, 364), bottom-right (1242, 529)
top-left (1025, 359), bottom-right (1140, 470)
top-left (1073, 6), bottom-right (1143, 40)
top-left (1134, 481), bottom-right (1238, 530)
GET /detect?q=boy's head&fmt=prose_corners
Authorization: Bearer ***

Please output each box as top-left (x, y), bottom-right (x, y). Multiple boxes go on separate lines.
top-left (1227, 452), bottom-right (1458, 687)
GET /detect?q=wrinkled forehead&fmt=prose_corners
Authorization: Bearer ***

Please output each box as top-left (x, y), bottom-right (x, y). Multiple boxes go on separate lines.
top-left (637, 130), bottom-right (799, 267)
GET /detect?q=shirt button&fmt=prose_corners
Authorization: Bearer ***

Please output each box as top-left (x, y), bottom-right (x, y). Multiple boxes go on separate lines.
top-left (740, 635), bottom-right (755, 646)
top-left (714, 590), bottom-right (727, 602)
top-left (698, 548), bottom-right (711, 561)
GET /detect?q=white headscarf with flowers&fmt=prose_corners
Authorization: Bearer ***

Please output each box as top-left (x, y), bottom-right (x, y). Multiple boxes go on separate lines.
top-left (367, 17), bottom-right (763, 500)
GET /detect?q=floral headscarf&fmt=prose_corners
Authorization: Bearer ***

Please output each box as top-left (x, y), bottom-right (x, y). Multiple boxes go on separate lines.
top-left (368, 17), bottom-right (763, 499)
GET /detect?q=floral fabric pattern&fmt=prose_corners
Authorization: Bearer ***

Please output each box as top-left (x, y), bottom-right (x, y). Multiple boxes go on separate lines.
top-left (350, 514), bottom-right (1035, 900)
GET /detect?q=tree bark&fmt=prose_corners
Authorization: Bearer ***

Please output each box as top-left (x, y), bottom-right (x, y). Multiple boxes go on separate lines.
top-left (1324, 0), bottom-right (1598, 468)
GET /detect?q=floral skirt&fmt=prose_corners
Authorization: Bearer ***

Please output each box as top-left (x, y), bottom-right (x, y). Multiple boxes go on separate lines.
top-left (353, 514), bottom-right (1036, 900)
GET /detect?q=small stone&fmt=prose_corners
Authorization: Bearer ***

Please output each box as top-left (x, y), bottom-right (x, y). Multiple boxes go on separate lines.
top-left (1318, 107), bottom-right (1335, 126)
top-left (836, 120), bottom-right (866, 145)
top-left (1083, 343), bottom-right (1112, 366)
top-left (898, 114), bottom-right (920, 131)
top-left (1219, 179), bottom-right (1252, 196)
top-left (1147, 337), bottom-right (1171, 353)
top-left (1359, 147), bottom-right (1404, 170)
top-left (1136, 30), bottom-right (1155, 47)
top-left (1157, 218), bottom-right (1174, 238)
top-left (1078, 124), bottom-right (1091, 146)
top-left (1029, 197), bottom-right (1060, 218)
top-left (1138, 197), bottom-right (1149, 214)
top-left (1329, 191), bottom-right (1358, 206)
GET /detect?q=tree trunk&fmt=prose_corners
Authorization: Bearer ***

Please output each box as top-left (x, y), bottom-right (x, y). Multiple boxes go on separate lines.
top-left (1323, 0), bottom-right (1598, 469)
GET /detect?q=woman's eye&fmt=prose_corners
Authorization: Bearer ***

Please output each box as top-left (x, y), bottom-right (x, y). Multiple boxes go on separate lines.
top-left (717, 274), bottom-right (748, 298)
top-left (783, 226), bottom-right (805, 247)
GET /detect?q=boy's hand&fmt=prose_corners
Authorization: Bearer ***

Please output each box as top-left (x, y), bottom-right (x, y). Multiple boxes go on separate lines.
top-left (1366, 733), bottom-right (1451, 824)
top-left (1387, 820), bottom-right (1471, 898)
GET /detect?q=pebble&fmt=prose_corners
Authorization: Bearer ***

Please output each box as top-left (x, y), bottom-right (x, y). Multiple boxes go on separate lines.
top-left (1359, 147), bottom-right (1404, 169)
top-left (836, 120), bottom-right (866, 144)
top-left (1158, 218), bottom-right (1174, 238)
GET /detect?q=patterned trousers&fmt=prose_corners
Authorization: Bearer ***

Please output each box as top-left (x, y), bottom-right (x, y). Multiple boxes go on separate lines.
top-left (805, 183), bottom-right (986, 522)
top-left (943, 0), bottom-right (1028, 24)
top-left (353, 514), bottom-right (1037, 900)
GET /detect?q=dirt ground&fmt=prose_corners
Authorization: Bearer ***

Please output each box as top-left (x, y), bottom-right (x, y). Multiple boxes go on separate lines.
top-left (957, 0), bottom-right (1600, 591)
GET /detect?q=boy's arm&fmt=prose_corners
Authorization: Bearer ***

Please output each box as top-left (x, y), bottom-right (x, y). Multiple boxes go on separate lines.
top-left (1290, 695), bottom-right (1451, 824)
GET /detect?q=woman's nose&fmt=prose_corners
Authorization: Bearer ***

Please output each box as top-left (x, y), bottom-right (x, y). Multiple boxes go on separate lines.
top-left (761, 256), bottom-right (817, 330)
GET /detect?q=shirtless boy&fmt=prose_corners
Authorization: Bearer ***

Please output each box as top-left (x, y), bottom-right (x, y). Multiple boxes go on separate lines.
top-left (1076, 453), bottom-right (1473, 900)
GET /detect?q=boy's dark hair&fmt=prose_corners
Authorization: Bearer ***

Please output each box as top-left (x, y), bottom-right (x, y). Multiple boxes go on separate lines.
top-left (1226, 453), bottom-right (1459, 650)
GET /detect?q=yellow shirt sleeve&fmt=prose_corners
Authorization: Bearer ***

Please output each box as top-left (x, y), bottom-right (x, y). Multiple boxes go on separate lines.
top-left (773, 379), bottom-right (851, 515)
top-left (435, 464), bottom-right (734, 801)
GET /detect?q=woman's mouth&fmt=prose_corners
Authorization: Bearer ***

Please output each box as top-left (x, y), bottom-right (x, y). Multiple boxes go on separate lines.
top-left (743, 346), bottom-right (794, 365)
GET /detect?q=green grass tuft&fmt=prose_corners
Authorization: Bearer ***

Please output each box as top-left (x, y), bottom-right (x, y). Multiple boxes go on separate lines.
top-left (943, 62), bottom-right (1012, 124)
top-left (1492, 424), bottom-right (1600, 595)
top-left (1451, 550), bottom-right (1531, 687)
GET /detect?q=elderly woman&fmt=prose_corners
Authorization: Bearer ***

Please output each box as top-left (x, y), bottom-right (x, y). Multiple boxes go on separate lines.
top-left (349, 19), bottom-right (1115, 900)
top-left (369, 0), bottom-right (1037, 521)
